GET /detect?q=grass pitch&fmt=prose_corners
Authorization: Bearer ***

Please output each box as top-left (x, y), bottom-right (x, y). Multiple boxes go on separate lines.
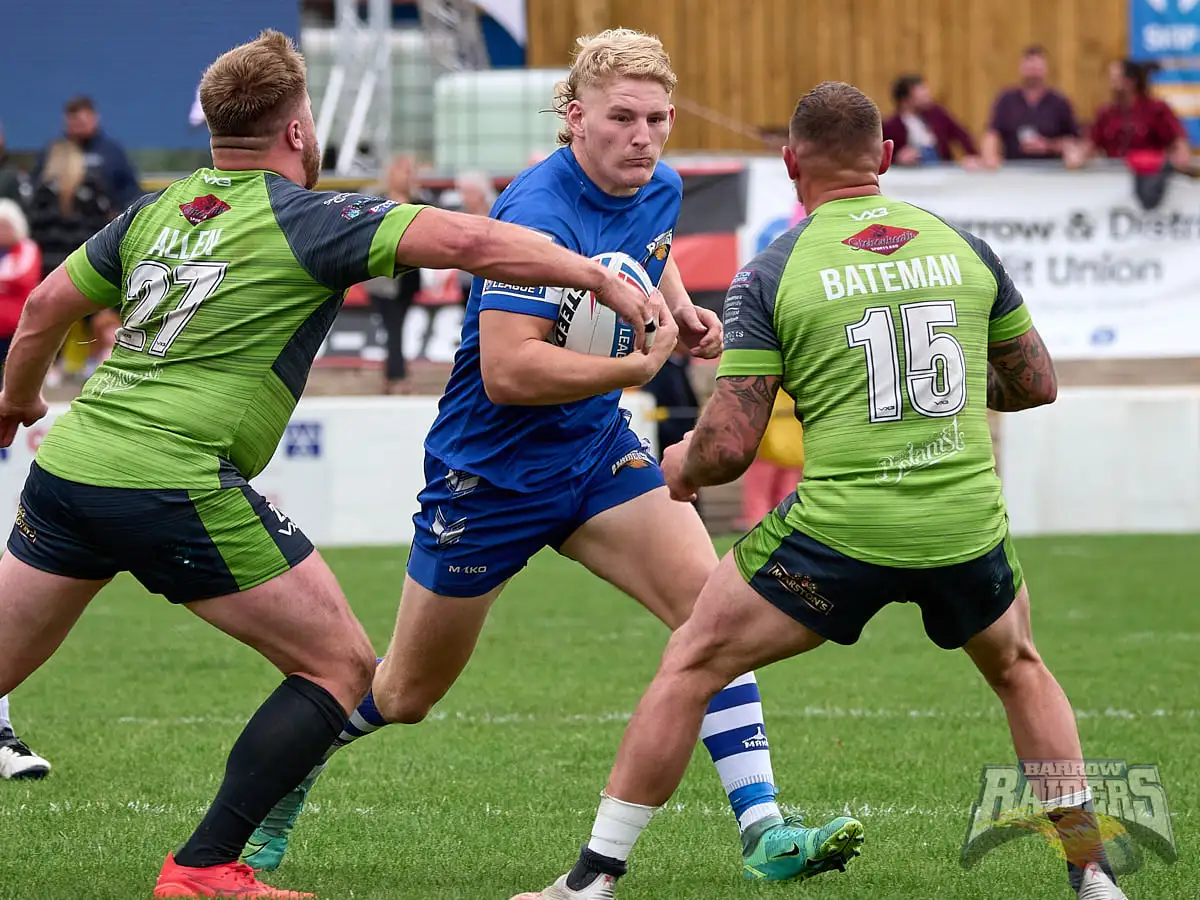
top-left (1, 535), bottom-right (1194, 899)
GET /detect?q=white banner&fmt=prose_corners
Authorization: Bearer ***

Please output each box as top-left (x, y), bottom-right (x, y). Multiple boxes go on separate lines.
top-left (741, 159), bottom-right (1200, 359)
top-left (0, 393), bottom-right (660, 549)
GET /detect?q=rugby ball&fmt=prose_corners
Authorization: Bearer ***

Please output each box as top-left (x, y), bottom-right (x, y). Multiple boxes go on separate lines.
top-left (549, 252), bottom-right (656, 358)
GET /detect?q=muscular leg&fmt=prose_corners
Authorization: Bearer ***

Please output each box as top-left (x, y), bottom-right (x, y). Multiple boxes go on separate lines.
top-left (518, 554), bottom-right (862, 898)
top-left (170, 552), bottom-right (376, 870)
top-left (561, 487), bottom-right (783, 835)
top-left (964, 584), bottom-right (1082, 764)
top-left (0, 553), bottom-right (109, 699)
top-left (242, 574), bottom-right (507, 871)
top-left (603, 552), bottom-right (824, 807)
top-left (0, 556), bottom-right (106, 781)
top-left (964, 583), bottom-right (1114, 892)
top-left (372, 575), bottom-right (505, 723)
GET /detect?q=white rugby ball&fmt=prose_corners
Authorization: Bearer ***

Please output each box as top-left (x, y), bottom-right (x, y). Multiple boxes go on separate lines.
top-left (549, 251), bottom-right (656, 358)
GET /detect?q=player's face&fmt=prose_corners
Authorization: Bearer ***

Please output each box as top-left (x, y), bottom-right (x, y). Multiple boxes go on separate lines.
top-left (0, 220), bottom-right (16, 249)
top-left (571, 77), bottom-right (673, 196)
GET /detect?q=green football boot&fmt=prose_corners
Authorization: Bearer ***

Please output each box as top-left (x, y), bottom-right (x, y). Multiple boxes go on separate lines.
top-left (741, 813), bottom-right (864, 882)
top-left (241, 764), bottom-right (325, 872)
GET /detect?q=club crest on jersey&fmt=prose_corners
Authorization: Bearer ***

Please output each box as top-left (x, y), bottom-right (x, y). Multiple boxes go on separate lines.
top-left (842, 223), bottom-right (919, 256)
top-left (643, 228), bottom-right (674, 265)
top-left (179, 194), bottom-right (230, 227)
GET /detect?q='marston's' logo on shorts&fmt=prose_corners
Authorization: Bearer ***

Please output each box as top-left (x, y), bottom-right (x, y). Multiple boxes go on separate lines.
top-left (767, 563), bottom-right (832, 614)
top-left (14, 504), bottom-right (35, 543)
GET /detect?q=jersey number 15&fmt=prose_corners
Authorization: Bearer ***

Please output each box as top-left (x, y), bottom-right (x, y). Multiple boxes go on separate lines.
top-left (846, 300), bottom-right (966, 422)
top-left (116, 260), bottom-right (228, 357)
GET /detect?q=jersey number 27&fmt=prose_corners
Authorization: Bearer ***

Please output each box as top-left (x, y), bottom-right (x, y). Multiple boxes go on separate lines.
top-left (846, 300), bottom-right (966, 422)
top-left (116, 260), bottom-right (228, 357)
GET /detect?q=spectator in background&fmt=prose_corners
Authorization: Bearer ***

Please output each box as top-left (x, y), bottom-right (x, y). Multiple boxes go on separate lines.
top-left (644, 345), bottom-right (699, 454)
top-left (27, 141), bottom-right (113, 278)
top-left (882, 75), bottom-right (981, 168)
top-left (0, 199), bottom-right (40, 366)
top-left (981, 45), bottom-right (1080, 167)
top-left (1065, 59), bottom-right (1192, 172)
top-left (37, 96), bottom-right (141, 209)
top-left (26, 141), bottom-right (116, 380)
top-left (452, 171), bottom-right (497, 301)
top-left (364, 155), bottom-right (433, 394)
top-left (0, 124), bottom-right (27, 205)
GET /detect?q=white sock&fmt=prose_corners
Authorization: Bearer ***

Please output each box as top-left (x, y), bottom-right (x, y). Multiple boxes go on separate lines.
top-left (586, 793), bottom-right (658, 862)
top-left (1042, 787), bottom-right (1093, 811)
top-left (0, 694), bottom-right (10, 734)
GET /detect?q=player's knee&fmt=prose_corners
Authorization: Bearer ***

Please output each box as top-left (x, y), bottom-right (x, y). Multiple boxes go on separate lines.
top-left (370, 669), bottom-right (440, 725)
top-left (309, 643), bottom-right (375, 715)
top-left (981, 639), bottom-right (1045, 695)
top-left (372, 687), bottom-right (435, 725)
top-left (659, 623), bottom-right (735, 696)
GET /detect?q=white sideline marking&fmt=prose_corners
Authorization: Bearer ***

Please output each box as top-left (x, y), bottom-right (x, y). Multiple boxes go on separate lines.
top-left (2, 798), bottom-right (1187, 822)
top-left (112, 707), bottom-right (1196, 728)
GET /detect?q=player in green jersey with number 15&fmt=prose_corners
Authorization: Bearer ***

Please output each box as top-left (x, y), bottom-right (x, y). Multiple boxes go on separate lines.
top-left (0, 30), bottom-right (654, 900)
top-left (519, 83), bottom-right (1129, 900)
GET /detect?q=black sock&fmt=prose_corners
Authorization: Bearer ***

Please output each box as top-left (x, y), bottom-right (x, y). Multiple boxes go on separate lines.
top-left (174, 675), bottom-right (346, 868)
top-left (1046, 800), bottom-right (1116, 892)
top-left (565, 846), bottom-right (627, 891)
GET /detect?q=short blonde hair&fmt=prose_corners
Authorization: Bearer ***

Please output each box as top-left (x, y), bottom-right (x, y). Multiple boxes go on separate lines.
top-left (200, 29), bottom-right (308, 139)
top-left (552, 29), bottom-right (677, 146)
top-left (0, 198), bottom-right (28, 242)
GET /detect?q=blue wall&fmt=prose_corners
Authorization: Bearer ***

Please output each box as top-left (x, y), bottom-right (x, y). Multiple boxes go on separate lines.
top-left (0, 1), bottom-right (301, 151)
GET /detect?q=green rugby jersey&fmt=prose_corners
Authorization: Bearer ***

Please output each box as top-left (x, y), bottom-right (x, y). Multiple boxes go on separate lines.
top-left (40, 169), bottom-right (422, 489)
top-left (720, 195), bottom-right (1032, 567)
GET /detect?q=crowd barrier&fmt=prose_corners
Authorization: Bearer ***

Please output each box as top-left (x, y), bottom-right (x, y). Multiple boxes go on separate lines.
top-left (0, 388), bottom-right (1194, 544)
top-left (1001, 386), bottom-right (1200, 536)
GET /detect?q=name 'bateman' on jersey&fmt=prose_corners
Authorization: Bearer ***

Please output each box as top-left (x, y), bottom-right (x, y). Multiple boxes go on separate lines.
top-left (819, 253), bottom-right (963, 300)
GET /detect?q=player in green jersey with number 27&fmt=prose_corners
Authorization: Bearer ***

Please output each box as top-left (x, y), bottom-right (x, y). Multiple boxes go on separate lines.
top-left (0, 30), bottom-right (655, 900)
top-left (519, 83), bottom-right (1129, 900)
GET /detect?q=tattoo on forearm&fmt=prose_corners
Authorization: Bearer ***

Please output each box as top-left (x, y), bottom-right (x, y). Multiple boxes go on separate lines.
top-left (987, 329), bottom-right (1057, 411)
top-left (683, 375), bottom-right (779, 487)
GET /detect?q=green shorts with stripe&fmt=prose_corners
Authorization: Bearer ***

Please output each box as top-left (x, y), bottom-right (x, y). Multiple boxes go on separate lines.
top-left (734, 497), bottom-right (1024, 650)
top-left (7, 461), bottom-right (313, 604)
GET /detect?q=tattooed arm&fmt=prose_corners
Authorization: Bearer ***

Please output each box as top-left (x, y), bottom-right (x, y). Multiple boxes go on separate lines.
top-left (680, 374), bottom-right (781, 489)
top-left (986, 326), bottom-right (1058, 411)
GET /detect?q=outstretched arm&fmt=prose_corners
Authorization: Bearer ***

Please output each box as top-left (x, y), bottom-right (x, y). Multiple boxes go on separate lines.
top-left (396, 207), bottom-right (652, 349)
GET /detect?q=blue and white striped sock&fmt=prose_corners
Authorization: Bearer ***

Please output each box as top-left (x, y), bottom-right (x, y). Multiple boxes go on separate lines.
top-left (700, 673), bottom-right (782, 834)
top-left (294, 673), bottom-right (390, 784)
top-left (332, 683), bottom-right (389, 750)
top-left (313, 659), bottom-right (390, 769)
